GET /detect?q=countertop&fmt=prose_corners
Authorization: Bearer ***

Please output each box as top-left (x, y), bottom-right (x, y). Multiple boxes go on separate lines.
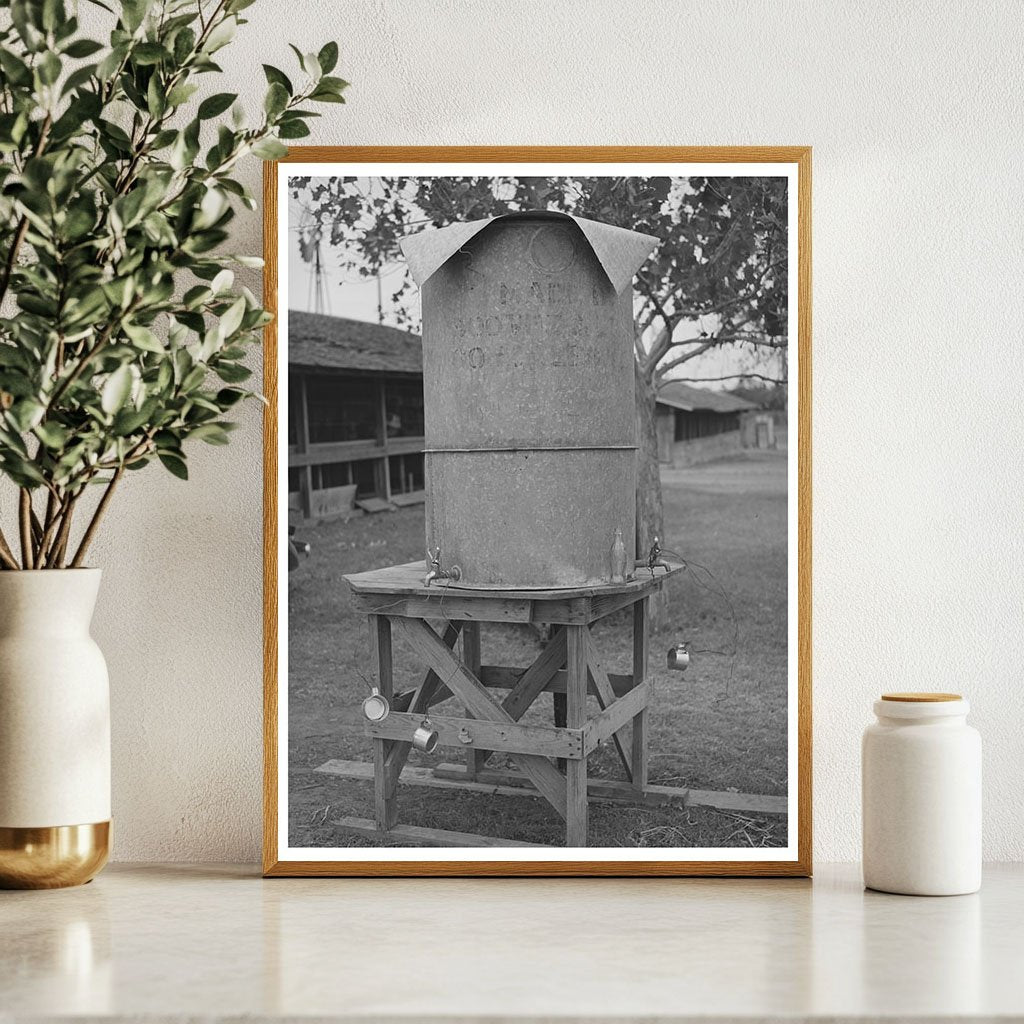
top-left (2, 862), bottom-right (1022, 1022)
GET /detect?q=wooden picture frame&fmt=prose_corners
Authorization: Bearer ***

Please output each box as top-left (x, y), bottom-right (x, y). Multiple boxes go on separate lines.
top-left (263, 147), bottom-right (812, 876)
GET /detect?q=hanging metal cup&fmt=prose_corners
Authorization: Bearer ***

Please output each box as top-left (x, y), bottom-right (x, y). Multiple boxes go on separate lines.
top-left (412, 718), bottom-right (439, 754)
top-left (667, 642), bottom-right (691, 672)
top-left (362, 687), bottom-right (391, 722)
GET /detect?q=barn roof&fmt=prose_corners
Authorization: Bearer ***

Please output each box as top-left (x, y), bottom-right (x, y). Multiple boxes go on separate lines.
top-left (288, 310), bottom-right (422, 374)
top-left (656, 381), bottom-right (759, 414)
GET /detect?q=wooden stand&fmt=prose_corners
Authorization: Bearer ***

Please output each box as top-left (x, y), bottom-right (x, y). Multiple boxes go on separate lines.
top-left (341, 561), bottom-right (683, 848)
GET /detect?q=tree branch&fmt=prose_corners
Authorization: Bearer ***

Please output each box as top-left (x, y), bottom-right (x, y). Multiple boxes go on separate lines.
top-left (70, 465), bottom-right (124, 568)
top-left (18, 489), bottom-right (34, 569)
top-left (658, 372), bottom-right (788, 387)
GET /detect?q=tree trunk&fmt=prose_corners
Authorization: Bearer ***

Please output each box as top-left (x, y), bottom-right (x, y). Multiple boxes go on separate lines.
top-left (635, 363), bottom-right (668, 628)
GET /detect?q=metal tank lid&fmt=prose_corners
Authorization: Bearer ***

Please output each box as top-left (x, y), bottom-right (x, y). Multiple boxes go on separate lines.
top-left (399, 210), bottom-right (659, 295)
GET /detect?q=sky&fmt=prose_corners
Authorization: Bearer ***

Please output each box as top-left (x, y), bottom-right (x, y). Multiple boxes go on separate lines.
top-left (285, 180), bottom-right (786, 389)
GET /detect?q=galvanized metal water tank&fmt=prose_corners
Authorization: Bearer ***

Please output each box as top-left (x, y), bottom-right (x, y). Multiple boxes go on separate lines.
top-left (401, 212), bottom-right (658, 589)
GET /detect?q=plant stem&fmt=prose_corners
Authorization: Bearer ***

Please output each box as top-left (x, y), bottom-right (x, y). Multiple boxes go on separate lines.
top-left (70, 466), bottom-right (124, 568)
top-left (45, 492), bottom-right (78, 569)
top-left (0, 527), bottom-right (19, 570)
top-left (18, 489), bottom-right (34, 569)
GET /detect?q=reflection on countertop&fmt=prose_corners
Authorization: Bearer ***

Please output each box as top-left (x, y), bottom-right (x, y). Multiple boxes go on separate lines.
top-left (1, 863), bottom-right (1021, 1020)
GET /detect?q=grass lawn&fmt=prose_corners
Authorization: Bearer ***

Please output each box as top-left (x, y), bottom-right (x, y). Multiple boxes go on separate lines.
top-left (287, 449), bottom-right (789, 848)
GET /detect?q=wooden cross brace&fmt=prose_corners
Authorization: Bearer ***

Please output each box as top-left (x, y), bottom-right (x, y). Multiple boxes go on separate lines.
top-left (392, 617), bottom-right (569, 819)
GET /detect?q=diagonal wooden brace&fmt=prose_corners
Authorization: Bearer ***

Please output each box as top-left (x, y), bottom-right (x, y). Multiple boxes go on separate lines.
top-left (501, 626), bottom-right (568, 720)
top-left (474, 626), bottom-right (567, 770)
top-left (582, 628), bottom-right (634, 783)
top-left (383, 621), bottom-right (462, 792)
top-left (393, 617), bottom-right (568, 820)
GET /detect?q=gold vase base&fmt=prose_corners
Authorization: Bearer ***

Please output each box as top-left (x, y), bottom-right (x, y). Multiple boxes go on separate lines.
top-left (0, 821), bottom-right (110, 889)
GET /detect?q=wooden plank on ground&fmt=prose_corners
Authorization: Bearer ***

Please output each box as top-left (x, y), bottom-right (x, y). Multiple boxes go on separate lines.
top-left (330, 815), bottom-right (551, 848)
top-left (355, 497), bottom-right (394, 514)
top-left (392, 618), bottom-right (568, 820)
top-left (365, 711), bottom-right (584, 759)
top-left (390, 489), bottom-right (425, 507)
top-left (315, 759), bottom-right (691, 810)
top-left (428, 763), bottom-right (788, 816)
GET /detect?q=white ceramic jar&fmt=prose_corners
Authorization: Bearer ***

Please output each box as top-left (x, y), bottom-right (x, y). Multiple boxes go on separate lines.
top-left (862, 692), bottom-right (981, 895)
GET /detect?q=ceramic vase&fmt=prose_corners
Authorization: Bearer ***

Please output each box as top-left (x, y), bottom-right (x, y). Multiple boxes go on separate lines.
top-left (0, 569), bottom-right (110, 888)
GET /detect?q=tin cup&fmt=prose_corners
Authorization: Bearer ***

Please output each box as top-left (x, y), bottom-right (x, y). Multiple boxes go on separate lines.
top-left (412, 720), bottom-right (439, 754)
top-left (361, 688), bottom-right (390, 723)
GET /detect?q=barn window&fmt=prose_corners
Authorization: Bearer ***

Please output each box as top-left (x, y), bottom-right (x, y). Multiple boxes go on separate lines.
top-left (306, 375), bottom-right (378, 443)
top-left (385, 378), bottom-right (425, 438)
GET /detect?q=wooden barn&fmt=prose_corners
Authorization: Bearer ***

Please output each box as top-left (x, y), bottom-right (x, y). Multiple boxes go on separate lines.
top-left (655, 382), bottom-right (759, 467)
top-left (288, 311), bottom-right (425, 520)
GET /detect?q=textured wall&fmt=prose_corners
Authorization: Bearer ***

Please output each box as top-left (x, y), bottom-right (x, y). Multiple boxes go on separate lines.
top-left (66, 0), bottom-right (1024, 862)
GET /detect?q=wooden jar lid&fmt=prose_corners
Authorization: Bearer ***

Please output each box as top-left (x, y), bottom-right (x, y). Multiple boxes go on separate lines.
top-left (881, 692), bottom-right (962, 702)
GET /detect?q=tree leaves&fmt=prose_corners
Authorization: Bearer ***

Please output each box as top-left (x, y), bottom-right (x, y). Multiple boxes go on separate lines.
top-left (0, 5), bottom-right (348, 554)
top-left (318, 41), bottom-right (339, 75)
top-left (198, 92), bottom-right (237, 119)
top-left (262, 64), bottom-right (293, 94)
top-left (100, 365), bottom-right (133, 415)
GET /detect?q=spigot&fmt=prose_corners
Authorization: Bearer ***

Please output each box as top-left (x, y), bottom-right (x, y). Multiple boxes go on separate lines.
top-left (646, 535), bottom-right (671, 576)
top-left (424, 546), bottom-right (462, 587)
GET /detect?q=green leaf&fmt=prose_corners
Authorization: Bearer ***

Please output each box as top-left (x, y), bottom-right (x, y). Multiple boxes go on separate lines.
top-left (189, 422), bottom-right (230, 445)
top-left (63, 38), bottom-right (104, 58)
top-left (317, 41), bottom-right (339, 74)
top-left (166, 82), bottom-right (199, 107)
top-left (218, 296), bottom-right (246, 339)
top-left (309, 87), bottom-right (346, 104)
top-left (61, 62), bottom-right (97, 96)
top-left (278, 120), bottom-right (310, 140)
top-left (0, 49), bottom-right (33, 86)
top-left (251, 137), bottom-right (287, 160)
top-left (101, 364), bottom-right (133, 415)
top-left (158, 452), bottom-right (188, 479)
top-left (9, 399), bottom-right (45, 432)
top-left (132, 42), bottom-right (168, 66)
top-left (38, 51), bottom-right (62, 86)
top-left (318, 75), bottom-right (349, 93)
top-left (262, 64), bottom-right (292, 94)
top-left (214, 361), bottom-right (251, 383)
top-left (198, 91), bottom-right (237, 119)
top-left (34, 420), bottom-right (70, 449)
top-left (264, 82), bottom-right (288, 117)
top-left (123, 322), bottom-right (164, 353)
top-left (203, 15), bottom-right (236, 53)
top-left (210, 268), bottom-right (233, 294)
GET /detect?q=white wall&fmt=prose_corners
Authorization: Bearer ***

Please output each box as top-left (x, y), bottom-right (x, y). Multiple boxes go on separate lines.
top-left (74, 0), bottom-right (1024, 862)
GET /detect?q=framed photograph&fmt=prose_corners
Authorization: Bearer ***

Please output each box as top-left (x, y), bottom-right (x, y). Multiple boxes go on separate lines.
top-left (263, 147), bottom-right (811, 876)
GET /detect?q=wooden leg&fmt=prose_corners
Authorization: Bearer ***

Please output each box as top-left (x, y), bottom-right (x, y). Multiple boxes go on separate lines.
top-left (631, 598), bottom-right (649, 793)
top-left (552, 692), bottom-right (567, 772)
top-left (461, 622), bottom-right (485, 778)
top-left (369, 615), bottom-right (397, 830)
top-left (565, 625), bottom-right (589, 847)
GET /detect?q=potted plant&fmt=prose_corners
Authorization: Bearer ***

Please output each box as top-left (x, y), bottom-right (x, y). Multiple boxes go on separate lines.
top-left (0, 0), bottom-right (345, 887)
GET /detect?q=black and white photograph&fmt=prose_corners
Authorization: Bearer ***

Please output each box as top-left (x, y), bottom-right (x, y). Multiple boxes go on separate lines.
top-left (270, 154), bottom-right (809, 868)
